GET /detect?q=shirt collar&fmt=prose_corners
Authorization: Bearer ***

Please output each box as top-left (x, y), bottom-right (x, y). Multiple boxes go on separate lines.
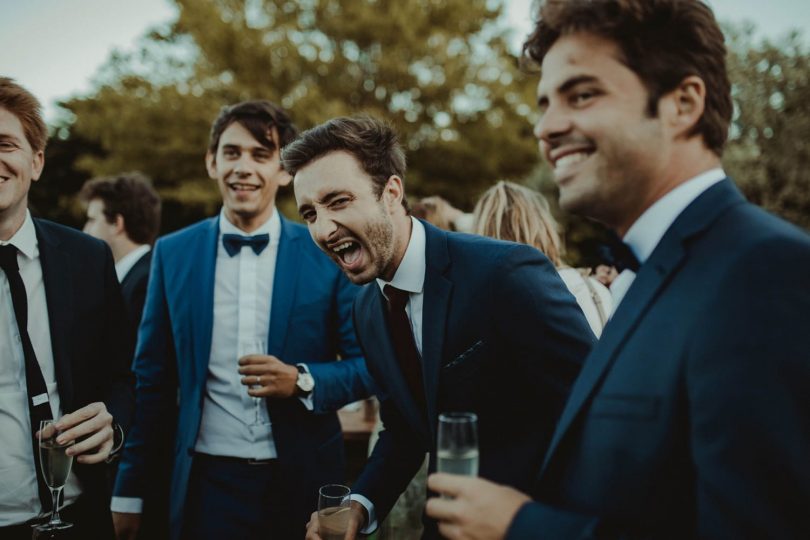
top-left (377, 217), bottom-right (426, 296)
top-left (624, 168), bottom-right (726, 264)
top-left (115, 244), bottom-right (151, 281)
top-left (218, 207), bottom-right (281, 245)
top-left (0, 210), bottom-right (38, 259)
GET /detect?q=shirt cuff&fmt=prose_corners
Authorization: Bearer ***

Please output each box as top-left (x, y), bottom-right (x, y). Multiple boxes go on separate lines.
top-left (296, 363), bottom-right (314, 411)
top-left (110, 496), bottom-right (143, 513)
top-left (349, 493), bottom-right (378, 534)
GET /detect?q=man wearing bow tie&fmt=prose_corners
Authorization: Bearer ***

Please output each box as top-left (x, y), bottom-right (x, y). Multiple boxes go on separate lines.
top-left (111, 101), bottom-right (374, 540)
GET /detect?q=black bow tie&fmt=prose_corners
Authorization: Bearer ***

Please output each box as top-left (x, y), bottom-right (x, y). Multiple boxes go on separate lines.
top-left (222, 233), bottom-right (270, 257)
top-left (603, 234), bottom-right (641, 273)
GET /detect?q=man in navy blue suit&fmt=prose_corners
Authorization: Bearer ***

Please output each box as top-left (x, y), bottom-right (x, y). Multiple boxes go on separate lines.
top-left (111, 101), bottom-right (374, 540)
top-left (426, 1), bottom-right (810, 538)
top-left (285, 116), bottom-right (595, 539)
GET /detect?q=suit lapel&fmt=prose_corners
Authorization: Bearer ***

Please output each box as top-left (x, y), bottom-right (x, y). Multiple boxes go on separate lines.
top-left (34, 220), bottom-right (75, 411)
top-left (267, 215), bottom-right (301, 357)
top-left (542, 179), bottom-right (746, 470)
top-left (190, 218), bottom-right (218, 387)
top-left (421, 222), bottom-right (452, 442)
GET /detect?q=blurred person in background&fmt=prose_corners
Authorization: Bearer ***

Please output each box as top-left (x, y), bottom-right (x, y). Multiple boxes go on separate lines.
top-left (472, 180), bottom-right (611, 336)
top-left (80, 172), bottom-right (161, 338)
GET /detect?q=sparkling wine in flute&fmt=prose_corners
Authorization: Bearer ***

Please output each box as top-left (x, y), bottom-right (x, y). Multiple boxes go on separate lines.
top-left (437, 448), bottom-right (479, 476)
top-left (319, 506), bottom-right (351, 540)
top-left (40, 439), bottom-right (74, 488)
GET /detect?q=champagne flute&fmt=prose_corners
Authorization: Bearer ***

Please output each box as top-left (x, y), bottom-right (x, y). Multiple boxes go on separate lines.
top-left (437, 412), bottom-right (479, 477)
top-left (318, 484), bottom-right (351, 540)
top-left (238, 339), bottom-right (268, 426)
top-left (35, 419), bottom-right (74, 532)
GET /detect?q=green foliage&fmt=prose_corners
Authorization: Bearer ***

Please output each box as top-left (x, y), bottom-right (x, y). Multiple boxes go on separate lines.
top-left (52, 0), bottom-right (539, 230)
top-left (724, 25), bottom-right (810, 230)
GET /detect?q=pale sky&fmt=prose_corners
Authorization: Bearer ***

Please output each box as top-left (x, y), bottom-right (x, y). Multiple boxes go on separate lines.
top-left (2, 0), bottom-right (808, 123)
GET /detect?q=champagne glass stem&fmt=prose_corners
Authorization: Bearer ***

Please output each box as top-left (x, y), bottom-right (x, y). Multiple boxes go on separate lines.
top-left (48, 486), bottom-right (63, 526)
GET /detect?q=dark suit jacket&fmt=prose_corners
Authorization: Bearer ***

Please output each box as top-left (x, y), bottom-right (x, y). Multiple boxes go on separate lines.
top-left (351, 220), bottom-right (595, 534)
top-left (508, 179), bottom-right (810, 539)
top-left (33, 219), bottom-right (134, 536)
top-left (120, 250), bottom-right (151, 339)
top-left (114, 214), bottom-right (374, 540)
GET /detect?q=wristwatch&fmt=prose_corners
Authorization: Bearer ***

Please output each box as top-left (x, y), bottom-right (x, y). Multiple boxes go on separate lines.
top-left (295, 364), bottom-right (315, 396)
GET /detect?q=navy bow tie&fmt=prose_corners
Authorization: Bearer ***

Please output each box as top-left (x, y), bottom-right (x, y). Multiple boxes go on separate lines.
top-left (600, 234), bottom-right (641, 273)
top-left (222, 233), bottom-right (270, 257)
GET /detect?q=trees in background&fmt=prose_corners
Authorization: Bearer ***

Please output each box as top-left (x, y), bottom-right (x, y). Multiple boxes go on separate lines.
top-left (39, 3), bottom-right (808, 262)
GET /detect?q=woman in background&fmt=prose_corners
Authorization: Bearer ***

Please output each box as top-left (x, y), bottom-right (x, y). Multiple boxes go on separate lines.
top-left (472, 180), bottom-right (611, 337)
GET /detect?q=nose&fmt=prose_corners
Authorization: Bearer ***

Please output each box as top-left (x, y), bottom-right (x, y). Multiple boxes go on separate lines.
top-left (534, 102), bottom-right (572, 148)
top-left (233, 155), bottom-right (252, 177)
top-left (312, 214), bottom-right (339, 245)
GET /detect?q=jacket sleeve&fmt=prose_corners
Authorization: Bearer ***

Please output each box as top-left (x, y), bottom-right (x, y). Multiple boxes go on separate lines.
top-left (113, 240), bottom-right (178, 499)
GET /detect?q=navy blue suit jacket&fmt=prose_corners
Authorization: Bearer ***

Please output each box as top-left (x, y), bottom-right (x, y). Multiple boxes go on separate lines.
top-left (113, 214), bottom-right (374, 539)
top-left (352, 221), bottom-right (595, 533)
top-left (508, 180), bottom-right (810, 539)
top-left (33, 219), bottom-right (134, 536)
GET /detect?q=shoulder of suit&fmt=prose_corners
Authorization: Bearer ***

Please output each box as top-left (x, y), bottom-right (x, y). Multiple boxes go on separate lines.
top-left (443, 229), bottom-right (546, 267)
top-left (34, 217), bottom-right (108, 255)
top-left (154, 217), bottom-right (216, 249)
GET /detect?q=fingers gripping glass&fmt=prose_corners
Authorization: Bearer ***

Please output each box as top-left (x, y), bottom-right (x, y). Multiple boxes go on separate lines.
top-left (318, 484), bottom-right (351, 540)
top-left (36, 419), bottom-right (74, 532)
top-left (238, 339), bottom-right (268, 426)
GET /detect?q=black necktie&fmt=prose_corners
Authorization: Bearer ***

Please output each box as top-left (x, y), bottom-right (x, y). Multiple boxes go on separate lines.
top-left (384, 285), bottom-right (427, 416)
top-left (222, 233), bottom-right (270, 257)
top-left (604, 234), bottom-right (641, 273)
top-left (0, 244), bottom-right (53, 511)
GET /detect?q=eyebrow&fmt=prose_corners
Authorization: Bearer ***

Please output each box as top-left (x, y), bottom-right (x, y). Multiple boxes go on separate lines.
top-left (537, 75), bottom-right (600, 106)
top-left (297, 190), bottom-right (350, 215)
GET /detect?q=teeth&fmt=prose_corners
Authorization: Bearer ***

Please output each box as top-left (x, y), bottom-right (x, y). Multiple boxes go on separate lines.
top-left (332, 242), bottom-right (353, 253)
top-left (554, 152), bottom-right (590, 170)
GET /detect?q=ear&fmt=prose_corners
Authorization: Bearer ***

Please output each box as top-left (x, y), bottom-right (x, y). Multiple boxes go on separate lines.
top-left (113, 214), bottom-right (126, 235)
top-left (662, 75), bottom-right (706, 137)
top-left (277, 168), bottom-right (293, 187)
top-left (205, 150), bottom-right (218, 180)
top-left (383, 175), bottom-right (405, 210)
top-left (30, 150), bottom-right (45, 183)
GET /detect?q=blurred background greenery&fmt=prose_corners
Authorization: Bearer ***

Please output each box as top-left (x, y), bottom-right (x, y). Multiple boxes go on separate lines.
top-left (27, 0), bottom-right (810, 265)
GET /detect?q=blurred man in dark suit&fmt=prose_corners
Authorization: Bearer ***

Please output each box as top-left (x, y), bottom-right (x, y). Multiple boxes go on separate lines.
top-left (0, 77), bottom-right (133, 540)
top-left (426, 1), bottom-right (810, 538)
top-left (81, 172), bottom-right (161, 336)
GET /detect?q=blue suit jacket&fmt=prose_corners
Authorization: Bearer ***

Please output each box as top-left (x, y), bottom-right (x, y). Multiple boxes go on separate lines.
top-left (508, 180), bottom-right (810, 539)
top-left (351, 221), bottom-right (595, 534)
top-left (113, 214), bottom-right (374, 539)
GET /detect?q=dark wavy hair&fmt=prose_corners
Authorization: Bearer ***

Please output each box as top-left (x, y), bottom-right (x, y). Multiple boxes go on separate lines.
top-left (523, 0), bottom-right (732, 155)
top-left (281, 115), bottom-right (410, 211)
top-left (208, 100), bottom-right (298, 165)
top-left (80, 172), bottom-right (161, 245)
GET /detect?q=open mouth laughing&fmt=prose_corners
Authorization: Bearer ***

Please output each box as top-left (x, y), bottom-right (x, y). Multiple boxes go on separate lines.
top-left (328, 238), bottom-right (365, 272)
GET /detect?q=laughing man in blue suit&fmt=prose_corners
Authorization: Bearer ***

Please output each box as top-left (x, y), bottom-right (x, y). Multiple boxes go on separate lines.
top-left (286, 116), bottom-right (595, 539)
top-left (111, 101), bottom-right (374, 540)
top-left (426, 1), bottom-right (810, 538)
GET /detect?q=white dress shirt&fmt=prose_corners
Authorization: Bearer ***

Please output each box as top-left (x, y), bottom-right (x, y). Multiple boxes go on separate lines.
top-left (610, 168), bottom-right (726, 312)
top-left (352, 217), bottom-right (427, 533)
top-left (114, 244), bottom-right (151, 282)
top-left (0, 211), bottom-right (81, 526)
top-left (193, 208), bottom-right (286, 458)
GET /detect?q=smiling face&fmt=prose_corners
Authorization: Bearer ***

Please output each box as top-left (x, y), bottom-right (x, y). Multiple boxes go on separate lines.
top-left (534, 33), bottom-right (671, 233)
top-left (294, 150), bottom-right (410, 285)
top-left (206, 121), bottom-right (291, 232)
top-left (0, 107), bottom-right (44, 239)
